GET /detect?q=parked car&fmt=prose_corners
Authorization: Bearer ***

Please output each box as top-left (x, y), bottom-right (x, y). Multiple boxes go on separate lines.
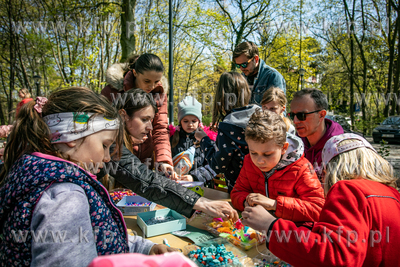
top-left (372, 116), bottom-right (400, 144)
top-left (325, 115), bottom-right (352, 133)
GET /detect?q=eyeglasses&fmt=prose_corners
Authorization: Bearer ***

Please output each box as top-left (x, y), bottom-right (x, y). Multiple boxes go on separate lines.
top-left (288, 110), bottom-right (322, 121)
top-left (235, 57), bottom-right (253, 69)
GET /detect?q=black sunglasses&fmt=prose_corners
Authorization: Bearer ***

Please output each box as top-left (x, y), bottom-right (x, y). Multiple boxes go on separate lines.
top-left (235, 57), bottom-right (253, 69)
top-left (288, 110), bottom-right (322, 121)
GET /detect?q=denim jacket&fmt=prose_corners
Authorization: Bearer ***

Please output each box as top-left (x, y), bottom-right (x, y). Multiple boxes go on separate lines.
top-left (247, 59), bottom-right (286, 105)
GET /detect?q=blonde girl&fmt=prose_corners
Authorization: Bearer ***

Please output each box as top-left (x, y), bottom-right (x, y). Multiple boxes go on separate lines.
top-left (261, 87), bottom-right (295, 134)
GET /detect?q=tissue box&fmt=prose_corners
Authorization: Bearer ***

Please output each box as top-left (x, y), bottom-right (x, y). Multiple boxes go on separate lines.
top-left (137, 209), bottom-right (186, 237)
top-left (116, 196), bottom-right (156, 215)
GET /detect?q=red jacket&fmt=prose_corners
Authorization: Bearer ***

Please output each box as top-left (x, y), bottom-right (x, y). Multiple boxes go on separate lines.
top-left (268, 179), bottom-right (400, 267)
top-left (231, 154), bottom-right (325, 222)
top-left (102, 71), bottom-right (172, 166)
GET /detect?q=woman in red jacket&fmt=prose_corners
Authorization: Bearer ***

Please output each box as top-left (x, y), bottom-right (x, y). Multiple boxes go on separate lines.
top-left (102, 54), bottom-right (174, 177)
top-left (242, 133), bottom-right (400, 267)
top-left (231, 109), bottom-right (325, 223)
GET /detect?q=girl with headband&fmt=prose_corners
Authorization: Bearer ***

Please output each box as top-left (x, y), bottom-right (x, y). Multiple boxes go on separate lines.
top-left (241, 133), bottom-right (400, 266)
top-left (0, 88), bottom-right (176, 267)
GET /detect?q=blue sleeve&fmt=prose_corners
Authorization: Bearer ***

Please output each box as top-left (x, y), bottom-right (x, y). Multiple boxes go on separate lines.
top-left (268, 72), bottom-right (286, 94)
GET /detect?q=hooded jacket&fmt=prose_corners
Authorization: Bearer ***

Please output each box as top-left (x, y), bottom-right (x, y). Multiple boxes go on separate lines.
top-left (231, 133), bottom-right (325, 222)
top-left (301, 118), bottom-right (344, 178)
top-left (267, 179), bottom-right (400, 267)
top-left (200, 105), bottom-right (260, 192)
top-left (101, 65), bottom-right (172, 166)
top-left (170, 129), bottom-right (216, 183)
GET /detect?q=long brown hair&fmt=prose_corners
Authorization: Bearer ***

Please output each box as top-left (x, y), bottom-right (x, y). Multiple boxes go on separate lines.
top-left (117, 88), bottom-right (158, 153)
top-left (212, 72), bottom-right (251, 126)
top-left (0, 87), bottom-right (123, 185)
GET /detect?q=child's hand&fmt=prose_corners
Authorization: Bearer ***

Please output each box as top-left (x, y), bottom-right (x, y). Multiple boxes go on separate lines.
top-left (246, 193), bottom-right (277, 211)
top-left (178, 174), bottom-right (194, 181)
top-left (159, 163), bottom-right (179, 180)
top-left (241, 205), bottom-right (276, 232)
top-left (149, 244), bottom-right (179, 255)
top-left (194, 128), bottom-right (207, 141)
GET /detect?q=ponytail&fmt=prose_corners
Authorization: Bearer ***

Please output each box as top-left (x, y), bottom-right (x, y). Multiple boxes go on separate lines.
top-left (0, 101), bottom-right (58, 185)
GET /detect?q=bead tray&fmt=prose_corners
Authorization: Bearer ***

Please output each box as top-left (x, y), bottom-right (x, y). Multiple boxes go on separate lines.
top-left (116, 196), bottom-right (156, 215)
top-left (137, 208), bottom-right (186, 237)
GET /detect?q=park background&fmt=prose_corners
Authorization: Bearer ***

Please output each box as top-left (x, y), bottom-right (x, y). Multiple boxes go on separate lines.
top-left (0, 0), bottom-right (399, 136)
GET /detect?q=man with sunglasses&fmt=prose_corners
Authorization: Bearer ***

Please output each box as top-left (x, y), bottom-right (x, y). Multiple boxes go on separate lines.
top-left (289, 89), bottom-right (344, 180)
top-left (233, 41), bottom-right (286, 105)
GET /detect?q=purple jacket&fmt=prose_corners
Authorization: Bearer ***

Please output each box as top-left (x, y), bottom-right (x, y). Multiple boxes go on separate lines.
top-left (301, 119), bottom-right (344, 178)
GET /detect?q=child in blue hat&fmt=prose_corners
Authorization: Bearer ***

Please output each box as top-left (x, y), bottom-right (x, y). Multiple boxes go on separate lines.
top-left (170, 96), bottom-right (216, 182)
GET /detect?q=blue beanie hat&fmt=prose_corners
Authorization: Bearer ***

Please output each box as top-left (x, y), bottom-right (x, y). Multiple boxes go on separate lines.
top-left (177, 96), bottom-right (202, 123)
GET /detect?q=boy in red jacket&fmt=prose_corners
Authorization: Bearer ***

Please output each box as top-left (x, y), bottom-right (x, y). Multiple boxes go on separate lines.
top-left (241, 133), bottom-right (400, 267)
top-left (231, 110), bottom-right (325, 223)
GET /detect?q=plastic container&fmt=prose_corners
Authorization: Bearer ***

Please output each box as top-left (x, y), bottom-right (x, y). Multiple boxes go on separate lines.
top-left (116, 196), bottom-right (156, 215)
top-left (137, 208), bottom-right (186, 237)
top-left (109, 188), bottom-right (136, 203)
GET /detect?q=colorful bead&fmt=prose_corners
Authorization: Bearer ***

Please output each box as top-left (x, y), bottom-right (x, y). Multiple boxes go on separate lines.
top-left (125, 202), bottom-right (151, 206)
top-left (109, 190), bottom-right (136, 203)
top-left (145, 215), bottom-right (175, 225)
top-left (188, 244), bottom-right (241, 266)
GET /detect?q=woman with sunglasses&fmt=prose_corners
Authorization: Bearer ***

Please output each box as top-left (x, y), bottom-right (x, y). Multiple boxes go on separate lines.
top-left (289, 89), bottom-right (344, 182)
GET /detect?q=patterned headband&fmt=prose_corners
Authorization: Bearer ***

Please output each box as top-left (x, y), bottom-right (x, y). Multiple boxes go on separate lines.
top-left (43, 112), bottom-right (119, 143)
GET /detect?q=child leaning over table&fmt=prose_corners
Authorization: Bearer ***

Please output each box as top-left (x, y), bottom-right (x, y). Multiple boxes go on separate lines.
top-left (0, 88), bottom-right (175, 267)
top-left (170, 96), bottom-right (216, 182)
top-left (231, 109), bottom-right (325, 223)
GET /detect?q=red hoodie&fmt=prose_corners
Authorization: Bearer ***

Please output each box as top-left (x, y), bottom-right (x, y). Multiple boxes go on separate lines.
top-left (301, 118), bottom-right (343, 179)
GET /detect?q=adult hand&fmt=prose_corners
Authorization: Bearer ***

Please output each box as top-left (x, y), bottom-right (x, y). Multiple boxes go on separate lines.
top-left (194, 128), bottom-right (207, 141)
top-left (193, 197), bottom-right (239, 222)
top-left (246, 193), bottom-right (277, 211)
top-left (241, 205), bottom-right (276, 232)
top-left (159, 163), bottom-right (179, 181)
top-left (178, 174), bottom-right (194, 182)
top-left (149, 244), bottom-right (179, 255)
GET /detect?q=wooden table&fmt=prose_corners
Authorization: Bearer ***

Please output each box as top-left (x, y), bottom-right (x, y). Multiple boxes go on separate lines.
top-left (123, 188), bottom-right (268, 265)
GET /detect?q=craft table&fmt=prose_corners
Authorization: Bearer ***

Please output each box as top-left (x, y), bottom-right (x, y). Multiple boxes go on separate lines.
top-left (123, 187), bottom-right (268, 265)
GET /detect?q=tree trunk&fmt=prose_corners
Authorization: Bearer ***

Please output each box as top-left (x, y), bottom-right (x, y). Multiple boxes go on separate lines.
top-left (392, 14), bottom-right (400, 115)
top-left (120, 0), bottom-right (137, 62)
top-left (385, 0), bottom-right (396, 117)
top-left (7, 0), bottom-right (15, 123)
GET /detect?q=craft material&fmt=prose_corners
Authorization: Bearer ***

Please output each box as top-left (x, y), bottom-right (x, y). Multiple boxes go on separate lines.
top-left (109, 189), bottom-right (136, 203)
top-left (187, 244), bottom-right (241, 266)
top-left (125, 202), bottom-right (151, 206)
top-left (163, 238), bottom-right (171, 247)
top-left (116, 196), bottom-right (156, 215)
top-left (145, 215), bottom-right (176, 225)
top-left (206, 218), bottom-right (265, 250)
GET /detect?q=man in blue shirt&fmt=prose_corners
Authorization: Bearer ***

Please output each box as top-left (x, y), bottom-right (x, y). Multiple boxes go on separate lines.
top-left (233, 41), bottom-right (286, 105)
